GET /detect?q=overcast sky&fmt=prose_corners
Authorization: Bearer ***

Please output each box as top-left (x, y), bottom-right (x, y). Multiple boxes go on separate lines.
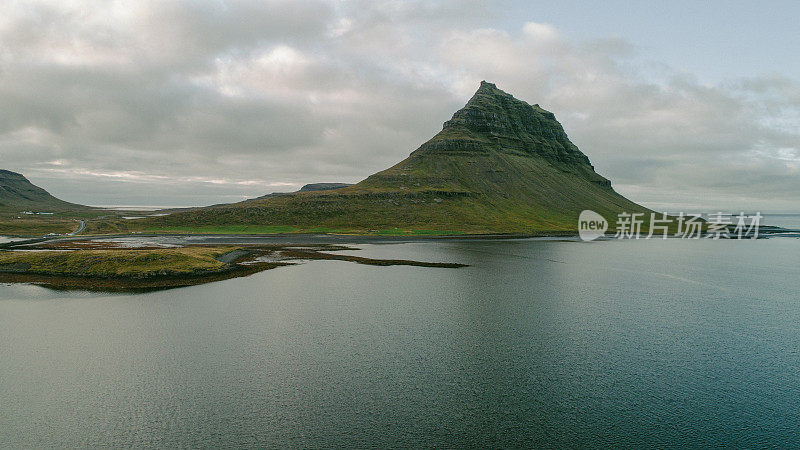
top-left (1, 0), bottom-right (798, 211)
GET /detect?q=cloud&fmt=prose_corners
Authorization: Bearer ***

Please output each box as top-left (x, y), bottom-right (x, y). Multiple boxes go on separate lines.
top-left (0, 0), bottom-right (797, 211)
top-left (430, 23), bottom-right (800, 212)
top-left (522, 22), bottom-right (559, 42)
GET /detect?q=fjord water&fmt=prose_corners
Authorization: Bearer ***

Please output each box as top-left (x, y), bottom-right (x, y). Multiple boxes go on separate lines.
top-left (1, 238), bottom-right (799, 447)
top-left (764, 213), bottom-right (800, 230)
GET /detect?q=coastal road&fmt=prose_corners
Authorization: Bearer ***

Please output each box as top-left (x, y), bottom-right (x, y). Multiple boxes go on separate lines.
top-left (68, 220), bottom-right (86, 236)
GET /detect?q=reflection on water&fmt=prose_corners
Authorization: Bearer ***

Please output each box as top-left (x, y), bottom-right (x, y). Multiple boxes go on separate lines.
top-left (1, 238), bottom-right (799, 447)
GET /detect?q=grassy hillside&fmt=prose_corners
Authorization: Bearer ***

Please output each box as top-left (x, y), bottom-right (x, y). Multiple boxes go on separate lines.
top-left (0, 170), bottom-right (86, 212)
top-left (0, 169), bottom-right (100, 236)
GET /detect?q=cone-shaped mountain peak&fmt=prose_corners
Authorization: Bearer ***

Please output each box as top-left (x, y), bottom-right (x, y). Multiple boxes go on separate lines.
top-left (418, 81), bottom-right (592, 167)
top-left (356, 81), bottom-right (611, 194)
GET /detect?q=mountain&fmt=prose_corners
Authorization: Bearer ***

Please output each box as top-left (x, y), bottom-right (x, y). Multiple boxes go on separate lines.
top-left (299, 183), bottom-right (354, 192)
top-left (0, 170), bottom-right (85, 212)
top-left (133, 82), bottom-right (652, 234)
top-left (245, 182), bottom-right (355, 203)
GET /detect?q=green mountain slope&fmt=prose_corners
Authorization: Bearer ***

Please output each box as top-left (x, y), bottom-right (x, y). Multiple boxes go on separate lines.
top-left (0, 170), bottom-right (85, 212)
top-left (125, 82), bottom-right (652, 234)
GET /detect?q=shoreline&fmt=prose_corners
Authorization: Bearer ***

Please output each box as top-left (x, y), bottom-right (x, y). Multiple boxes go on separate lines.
top-left (3, 223), bottom-right (796, 251)
top-left (0, 231), bottom-right (577, 250)
top-left (0, 242), bottom-right (468, 292)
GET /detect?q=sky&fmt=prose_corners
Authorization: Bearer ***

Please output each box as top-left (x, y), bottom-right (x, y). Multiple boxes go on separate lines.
top-left (1, 0), bottom-right (798, 212)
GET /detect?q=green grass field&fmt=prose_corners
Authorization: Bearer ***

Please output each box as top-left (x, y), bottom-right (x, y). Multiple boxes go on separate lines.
top-left (136, 225), bottom-right (467, 236)
top-left (0, 247), bottom-right (235, 277)
top-left (0, 216), bottom-right (79, 236)
top-left (142, 225), bottom-right (300, 234)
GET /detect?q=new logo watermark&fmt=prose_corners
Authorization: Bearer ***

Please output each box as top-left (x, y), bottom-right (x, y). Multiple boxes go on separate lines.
top-left (578, 210), bottom-right (762, 241)
top-left (578, 210), bottom-right (608, 241)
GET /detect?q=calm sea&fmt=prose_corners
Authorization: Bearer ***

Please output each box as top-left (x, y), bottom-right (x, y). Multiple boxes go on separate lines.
top-left (763, 213), bottom-right (800, 230)
top-left (1, 237), bottom-right (799, 447)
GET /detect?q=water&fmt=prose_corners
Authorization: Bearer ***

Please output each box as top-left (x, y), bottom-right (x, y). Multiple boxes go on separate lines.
top-left (1, 238), bottom-right (799, 447)
top-left (764, 213), bottom-right (800, 230)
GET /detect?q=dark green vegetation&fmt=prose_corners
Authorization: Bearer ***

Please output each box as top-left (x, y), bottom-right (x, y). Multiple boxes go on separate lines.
top-left (86, 224), bottom-right (465, 235)
top-left (101, 82), bottom-right (652, 235)
top-left (299, 183), bottom-right (354, 192)
top-left (0, 242), bottom-right (466, 291)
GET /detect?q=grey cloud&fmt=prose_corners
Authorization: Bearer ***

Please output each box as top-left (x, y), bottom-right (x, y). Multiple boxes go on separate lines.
top-left (0, 0), bottom-right (797, 212)
top-left (433, 27), bottom-right (799, 211)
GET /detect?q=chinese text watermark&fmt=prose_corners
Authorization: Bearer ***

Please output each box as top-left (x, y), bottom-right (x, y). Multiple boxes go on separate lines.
top-left (579, 211), bottom-right (762, 242)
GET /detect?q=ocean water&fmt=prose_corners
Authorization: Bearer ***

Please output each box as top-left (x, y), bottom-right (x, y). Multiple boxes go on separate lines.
top-left (763, 213), bottom-right (800, 230)
top-left (1, 238), bottom-right (799, 447)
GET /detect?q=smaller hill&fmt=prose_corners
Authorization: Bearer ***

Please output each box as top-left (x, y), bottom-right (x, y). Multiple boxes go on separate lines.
top-left (299, 183), bottom-right (353, 192)
top-left (245, 182), bottom-right (354, 203)
top-left (0, 170), bottom-right (86, 212)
